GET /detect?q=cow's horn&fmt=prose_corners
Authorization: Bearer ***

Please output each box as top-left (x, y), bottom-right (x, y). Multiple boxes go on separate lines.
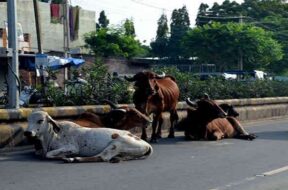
top-left (156, 72), bottom-right (166, 79)
top-left (203, 93), bottom-right (210, 100)
top-left (124, 75), bottom-right (135, 82)
top-left (112, 109), bottom-right (127, 113)
top-left (186, 98), bottom-right (198, 108)
top-left (101, 99), bottom-right (119, 109)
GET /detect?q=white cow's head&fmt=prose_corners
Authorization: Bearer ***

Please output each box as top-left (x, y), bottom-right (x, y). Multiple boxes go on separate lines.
top-left (24, 111), bottom-right (60, 138)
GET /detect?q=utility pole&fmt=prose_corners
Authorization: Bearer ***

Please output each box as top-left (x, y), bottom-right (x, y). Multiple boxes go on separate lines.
top-left (238, 14), bottom-right (243, 71)
top-left (63, 0), bottom-right (70, 84)
top-left (7, 0), bottom-right (19, 109)
top-left (33, 0), bottom-right (43, 54)
top-left (33, 0), bottom-right (44, 90)
top-left (63, 0), bottom-right (70, 58)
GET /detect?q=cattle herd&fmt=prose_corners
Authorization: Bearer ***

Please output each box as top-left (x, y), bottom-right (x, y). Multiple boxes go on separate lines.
top-left (24, 71), bottom-right (256, 163)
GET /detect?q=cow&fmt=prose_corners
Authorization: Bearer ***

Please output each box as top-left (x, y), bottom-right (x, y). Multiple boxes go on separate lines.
top-left (27, 101), bottom-right (152, 156)
top-left (178, 98), bottom-right (256, 141)
top-left (24, 111), bottom-right (153, 163)
top-left (73, 106), bottom-right (152, 130)
top-left (125, 71), bottom-right (180, 142)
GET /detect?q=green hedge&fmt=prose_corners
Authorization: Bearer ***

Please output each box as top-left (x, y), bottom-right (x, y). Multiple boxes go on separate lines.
top-left (46, 65), bottom-right (288, 106)
top-left (153, 66), bottom-right (288, 100)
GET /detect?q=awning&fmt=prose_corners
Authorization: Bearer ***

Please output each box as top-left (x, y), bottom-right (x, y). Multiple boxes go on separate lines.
top-left (21, 54), bottom-right (86, 70)
top-left (45, 56), bottom-right (85, 70)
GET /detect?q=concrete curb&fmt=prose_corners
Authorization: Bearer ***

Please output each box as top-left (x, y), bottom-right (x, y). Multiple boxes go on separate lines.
top-left (1, 97), bottom-right (288, 149)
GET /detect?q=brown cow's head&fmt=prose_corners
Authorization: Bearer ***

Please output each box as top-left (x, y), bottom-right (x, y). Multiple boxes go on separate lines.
top-left (145, 83), bottom-right (164, 115)
top-left (124, 71), bottom-right (165, 95)
top-left (108, 107), bottom-right (152, 130)
top-left (100, 99), bottom-right (152, 130)
top-left (219, 103), bottom-right (239, 117)
top-left (186, 98), bottom-right (227, 120)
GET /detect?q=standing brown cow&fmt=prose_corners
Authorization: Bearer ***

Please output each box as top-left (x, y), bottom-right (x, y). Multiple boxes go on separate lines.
top-left (125, 71), bottom-right (180, 142)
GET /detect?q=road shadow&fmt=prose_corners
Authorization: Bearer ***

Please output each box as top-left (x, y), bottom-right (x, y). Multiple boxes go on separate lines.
top-left (253, 130), bottom-right (288, 141)
top-left (0, 149), bottom-right (61, 163)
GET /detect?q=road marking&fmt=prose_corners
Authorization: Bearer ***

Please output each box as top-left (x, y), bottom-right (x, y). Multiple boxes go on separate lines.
top-left (209, 165), bottom-right (288, 190)
top-left (260, 165), bottom-right (288, 176)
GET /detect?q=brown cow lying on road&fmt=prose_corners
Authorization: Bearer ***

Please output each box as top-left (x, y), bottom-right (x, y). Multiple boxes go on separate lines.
top-left (73, 107), bottom-right (152, 130)
top-left (24, 111), bottom-right (153, 163)
top-left (178, 98), bottom-right (256, 141)
top-left (125, 71), bottom-right (180, 143)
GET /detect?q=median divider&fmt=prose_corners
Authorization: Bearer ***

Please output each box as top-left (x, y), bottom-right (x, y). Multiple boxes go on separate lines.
top-left (1, 97), bottom-right (288, 149)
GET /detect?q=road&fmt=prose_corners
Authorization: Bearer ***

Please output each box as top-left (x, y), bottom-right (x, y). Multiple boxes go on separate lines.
top-left (1, 118), bottom-right (288, 190)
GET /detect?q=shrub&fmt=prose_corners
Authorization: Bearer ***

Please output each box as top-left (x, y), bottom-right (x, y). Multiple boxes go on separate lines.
top-left (46, 59), bottom-right (133, 106)
top-left (46, 64), bottom-right (288, 106)
top-left (153, 66), bottom-right (288, 100)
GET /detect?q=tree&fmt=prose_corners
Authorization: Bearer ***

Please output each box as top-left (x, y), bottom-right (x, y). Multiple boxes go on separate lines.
top-left (96, 10), bottom-right (109, 30)
top-left (150, 13), bottom-right (169, 57)
top-left (168, 6), bottom-right (190, 59)
top-left (195, 0), bottom-right (288, 74)
top-left (183, 22), bottom-right (283, 71)
top-left (123, 18), bottom-right (136, 37)
top-left (84, 27), bottom-right (147, 59)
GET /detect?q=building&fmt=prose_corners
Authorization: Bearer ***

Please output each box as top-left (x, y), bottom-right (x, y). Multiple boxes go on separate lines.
top-left (0, 0), bottom-right (96, 92)
top-left (0, 0), bottom-right (95, 53)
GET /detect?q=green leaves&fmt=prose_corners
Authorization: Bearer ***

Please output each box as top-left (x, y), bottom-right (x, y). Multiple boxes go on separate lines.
top-left (184, 22), bottom-right (283, 71)
top-left (84, 27), bottom-right (147, 59)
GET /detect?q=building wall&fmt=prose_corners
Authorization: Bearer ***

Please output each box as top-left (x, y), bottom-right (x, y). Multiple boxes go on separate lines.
top-left (0, 0), bottom-right (95, 53)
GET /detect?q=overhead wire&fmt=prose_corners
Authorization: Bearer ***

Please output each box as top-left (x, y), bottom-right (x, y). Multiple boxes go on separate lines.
top-left (130, 0), bottom-right (173, 12)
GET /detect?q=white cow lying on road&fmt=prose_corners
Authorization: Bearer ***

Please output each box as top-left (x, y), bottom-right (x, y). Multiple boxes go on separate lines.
top-left (25, 111), bottom-right (153, 163)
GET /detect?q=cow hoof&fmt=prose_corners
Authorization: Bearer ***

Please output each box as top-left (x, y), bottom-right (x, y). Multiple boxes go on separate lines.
top-left (248, 134), bottom-right (257, 140)
top-left (63, 158), bottom-right (74, 163)
top-left (109, 157), bottom-right (121, 163)
top-left (150, 138), bottom-right (158, 143)
top-left (185, 135), bottom-right (194, 141)
top-left (167, 134), bottom-right (175, 138)
top-left (239, 134), bottom-right (257, 141)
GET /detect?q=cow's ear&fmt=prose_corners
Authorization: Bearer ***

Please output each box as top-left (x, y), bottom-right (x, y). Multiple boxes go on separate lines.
top-left (47, 115), bottom-right (60, 133)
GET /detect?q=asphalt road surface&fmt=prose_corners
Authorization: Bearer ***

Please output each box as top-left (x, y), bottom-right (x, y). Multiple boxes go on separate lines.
top-left (1, 118), bottom-right (288, 190)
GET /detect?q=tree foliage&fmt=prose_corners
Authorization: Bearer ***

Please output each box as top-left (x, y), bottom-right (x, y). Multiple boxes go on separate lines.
top-left (168, 6), bottom-right (190, 59)
top-left (150, 13), bottom-right (169, 57)
top-left (84, 27), bottom-right (148, 58)
top-left (195, 0), bottom-right (288, 74)
top-left (123, 18), bottom-right (136, 37)
top-left (183, 22), bottom-right (283, 71)
top-left (96, 10), bottom-right (110, 30)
